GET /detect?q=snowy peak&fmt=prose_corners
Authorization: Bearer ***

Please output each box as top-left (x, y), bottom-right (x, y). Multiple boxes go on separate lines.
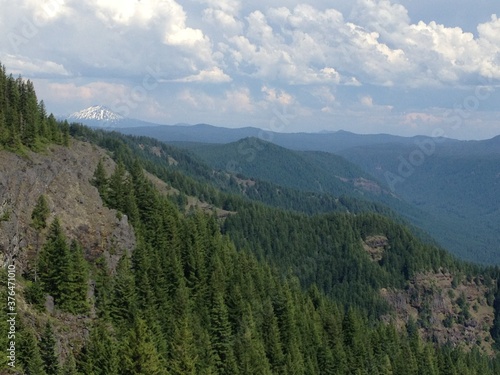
top-left (68, 105), bottom-right (124, 122)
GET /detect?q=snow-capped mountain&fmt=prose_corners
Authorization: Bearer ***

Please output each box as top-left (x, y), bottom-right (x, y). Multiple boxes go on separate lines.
top-left (66, 106), bottom-right (158, 129)
top-left (68, 105), bottom-right (124, 123)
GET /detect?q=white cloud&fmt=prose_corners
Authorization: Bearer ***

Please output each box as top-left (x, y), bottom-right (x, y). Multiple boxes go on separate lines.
top-left (360, 95), bottom-right (374, 107)
top-left (1, 0), bottom-right (500, 138)
top-left (261, 86), bottom-right (294, 106)
top-left (172, 67), bottom-right (232, 83)
top-left (33, 80), bottom-right (129, 109)
top-left (203, 8), bottom-right (243, 34)
top-left (2, 55), bottom-right (70, 77)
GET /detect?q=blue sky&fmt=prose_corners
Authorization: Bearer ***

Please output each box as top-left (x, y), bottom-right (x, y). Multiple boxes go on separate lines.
top-left (1, 0), bottom-right (499, 139)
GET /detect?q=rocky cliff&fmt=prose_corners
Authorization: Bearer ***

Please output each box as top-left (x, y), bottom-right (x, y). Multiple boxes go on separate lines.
top-left (0, 141), bottom-right (136, 274)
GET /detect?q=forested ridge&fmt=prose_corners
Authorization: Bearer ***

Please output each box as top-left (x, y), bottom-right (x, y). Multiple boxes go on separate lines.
top-left (0, 63), bottom-right (69, 151)
top-left (2, 64), bottom-right (500, 374)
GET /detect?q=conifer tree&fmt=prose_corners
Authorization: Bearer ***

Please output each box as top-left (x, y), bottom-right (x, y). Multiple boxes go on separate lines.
top-left (64, 240), bottom-right (89, 313)
top-left (38, 218), bottom-right (72, 307)
top-left (38, 100), bottom-right (49, 139)
top-left (122, 318), bottom-right (167, 375)
top-left (261, 298), bottom-right (285, 373)
top-left (92, 159), bottom-right (108, 197)
top-left (78, 322), bottom-right (119, 375)
top-left (40, 322), bottom-right (59, 375)
top-left (31, 194), bottom-right (50, 231)
top-left (61, 352), bottom-right (78, 375)
top-left (234, 308), bottom-right (273, 375)
top-left (169, 315), bottom-right (197, 375)
top-left (109, 256), bottom-right (137, 326)
top-left (209, 292), bottom-right (238, 375)
top-left (107, 160), bottom-right (127, 211)
top-left (17, 328), bottom-right (47, 375)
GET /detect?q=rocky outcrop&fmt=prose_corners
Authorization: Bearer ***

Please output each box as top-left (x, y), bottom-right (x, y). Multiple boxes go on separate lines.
top-left (0, 141), bottom-right (136, 273)
top-left (382, 272), bottom-right (495, 354)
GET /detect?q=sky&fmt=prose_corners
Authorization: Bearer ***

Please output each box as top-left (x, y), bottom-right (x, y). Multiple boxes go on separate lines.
top-left (1, 0), bottom-right (500, 139)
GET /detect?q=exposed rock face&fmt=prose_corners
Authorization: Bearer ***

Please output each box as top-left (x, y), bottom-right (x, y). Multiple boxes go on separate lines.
top-left (0, 141), bottom-right (136, 273)
top-left (382, 272), bottom-right (495, 354)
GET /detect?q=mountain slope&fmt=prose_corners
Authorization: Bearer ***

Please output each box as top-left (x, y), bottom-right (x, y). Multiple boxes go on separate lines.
top-left (179, 137), bottom-right (391, 198)
top-left (339, 140), bottom-right (500, 264)
top-left (173, 134), bottom-right (500, 264)
top-left (0, 141), bottom-right (135, 270)
top-left (177, 138), bottom-right (470, 254)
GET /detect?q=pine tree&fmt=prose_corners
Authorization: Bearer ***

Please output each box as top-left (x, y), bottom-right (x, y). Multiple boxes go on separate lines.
top-left (234, 308), bottom-right (273, 375)
top-left (109, 256), bottom-right (137, 326)
top-left (38, 100), bottom-right (49, 139)
top-left (63, 240), bottom-right (89, 313)
top-left (31, 194), bottom-right (50, 230)
top-left (78, 322), bottom-right (119, 375)
top-left (169, 315), bottom-right (197, 375)
top-left (17, 328), bottom-right (47, 375)
top-left (61, 352), bottom-right (78, 375)
top-left (40, 322), bottom-right (59, 375)
top-left (61, 120), bottom-right (70, 146)
top-left (209, 292), bottom-right (238, 375)
top-left (92, 159), bottom-right (108, 198)
top-left (38, 218), bottom-right (72, 307)
top-left (93, 255), bottom-right (113, 319)
top-left (107, 160), bottom-right (127, 212)
top-left (261, 298), bottom-right (284, 373)
top-left (122, 318), bottom-right (167, 375)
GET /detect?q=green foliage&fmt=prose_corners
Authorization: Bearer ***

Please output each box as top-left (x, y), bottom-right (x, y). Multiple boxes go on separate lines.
top-left (38, 218), bottom-right (72, 305)
top-left (340, 142), bottom-right (500, 264)
top-left (77, 322), bottom-right (119, 375)
top-left (109, 255), bottom-right (137, 327)
top-left (67, 240), bottom-right (90, 313)
top-left (122, 318), bottom-right (167, 375)
top-left (0, 62), bottom-right (67, 151)
top-left (92, 158), bottom-right (108, 197)
top-left (17, 327), bottom-right (47, 375)
top-left (31, 195), bottom-right (50, 231)
top-left (37, 218), bottom-right (89, 313)
top-left (40, 322), bottom-right (59, 375)
top-left (24, 280), bottom-right (46, 310)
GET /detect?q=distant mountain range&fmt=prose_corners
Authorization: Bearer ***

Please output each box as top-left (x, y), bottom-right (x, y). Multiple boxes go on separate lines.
top-left (66, 106), bottom-right (456, 152)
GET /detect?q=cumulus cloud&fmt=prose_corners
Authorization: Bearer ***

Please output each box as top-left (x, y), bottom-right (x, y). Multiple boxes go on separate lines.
top-left (1, 0), bottom-right (499, 137)
top-left (172, 67), bottom-right (232, 83)
top-left (33, 80), bottom-right (129, 109)
top-left (1, 0), bottom-right (221, 80)
top-left (201, 0), bottom-right (243, 35)
top-left (261, 86), bottom-right (294, 106)
top-left (2, 55), bottom-right (70, 77)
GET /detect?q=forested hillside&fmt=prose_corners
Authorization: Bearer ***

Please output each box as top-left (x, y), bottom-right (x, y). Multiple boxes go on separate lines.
top-left (339, 141), bottom-right (500, 264)
top-left (3, 64), bottom-right (500, 374)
